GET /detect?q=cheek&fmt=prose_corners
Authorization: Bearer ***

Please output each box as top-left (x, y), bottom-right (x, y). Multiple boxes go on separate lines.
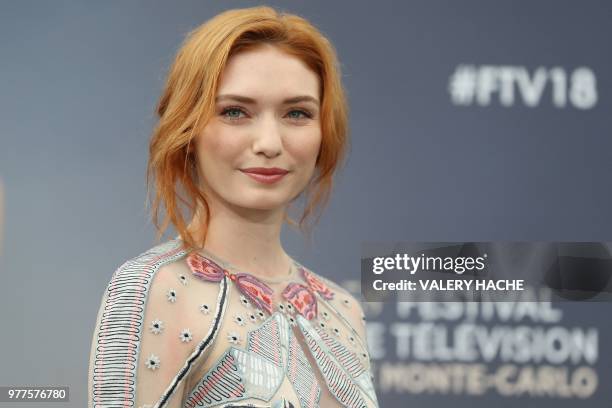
top-left (196, 124), bottom-right (244, 164)
top-left (288, 128), bottom-right (322, 165)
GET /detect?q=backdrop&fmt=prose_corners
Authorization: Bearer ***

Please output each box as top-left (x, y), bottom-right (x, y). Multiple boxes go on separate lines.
top-left (1, 1), bottom-right (611, 407)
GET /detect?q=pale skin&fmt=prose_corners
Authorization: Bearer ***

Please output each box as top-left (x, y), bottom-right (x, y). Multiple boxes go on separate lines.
top-left (186, 43), bottom-right (322, 281)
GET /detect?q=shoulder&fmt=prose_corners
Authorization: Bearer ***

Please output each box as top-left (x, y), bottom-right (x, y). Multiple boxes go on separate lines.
top-left (300, 264), bottom-right (365, 312)
top-left (299, 264), bottom-right (368, 341)
top-left (108, 239), bottom-right (186, 280)
top-left (102, 239), bottom-right (191, 300)
top-left (91, 239), bottom-right (225, 407)
top-left (103, 238), bottom-right (225, 328)
top-left (96, 238), bottom-right (193, 351)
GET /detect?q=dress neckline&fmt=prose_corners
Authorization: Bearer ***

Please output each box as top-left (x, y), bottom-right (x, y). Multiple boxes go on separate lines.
top-left (194, 246), bottom-right (298, 285)
top-left (185, 242), bottom-right (337, 320)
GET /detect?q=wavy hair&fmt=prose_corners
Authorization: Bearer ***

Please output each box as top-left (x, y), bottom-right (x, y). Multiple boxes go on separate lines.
top-left (146, 6), bottom-right (349, 252)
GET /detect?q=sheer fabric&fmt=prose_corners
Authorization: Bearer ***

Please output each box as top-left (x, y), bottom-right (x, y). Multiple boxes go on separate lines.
top-left (88, 239), bottom-right (379, 408)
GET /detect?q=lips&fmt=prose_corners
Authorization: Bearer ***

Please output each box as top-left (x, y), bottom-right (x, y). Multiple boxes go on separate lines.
top-left (240, 167), bottom-right (289, 175)
top-left (240, 167), bottom-right (289, 184)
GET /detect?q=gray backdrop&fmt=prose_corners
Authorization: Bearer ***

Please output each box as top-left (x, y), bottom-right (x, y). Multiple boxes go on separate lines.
top-left (1, 1), bottom-right (611, 407)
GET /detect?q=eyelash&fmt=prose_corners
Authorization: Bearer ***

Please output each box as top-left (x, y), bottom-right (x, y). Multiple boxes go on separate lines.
top-left (219, 106), bottom-right (313, 121)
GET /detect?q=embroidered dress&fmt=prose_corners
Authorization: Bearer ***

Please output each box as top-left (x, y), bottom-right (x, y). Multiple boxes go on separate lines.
top-left (88, 239), bottom-right (379, 408)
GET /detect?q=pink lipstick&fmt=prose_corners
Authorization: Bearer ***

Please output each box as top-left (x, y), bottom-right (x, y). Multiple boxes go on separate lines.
top-left (240, 167), bottom-right (289, 184)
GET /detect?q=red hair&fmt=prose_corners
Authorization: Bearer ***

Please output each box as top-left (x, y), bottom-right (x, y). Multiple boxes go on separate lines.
top-left (146, 6), bottom-right (349, 252)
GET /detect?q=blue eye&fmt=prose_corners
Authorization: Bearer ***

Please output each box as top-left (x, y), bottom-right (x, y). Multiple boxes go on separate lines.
top-left (220, 107), bottom-right (312, 122)
top-left (287, 110), bottom-right (311, 119)
top-left (221, 107), bottom-right (246, 120)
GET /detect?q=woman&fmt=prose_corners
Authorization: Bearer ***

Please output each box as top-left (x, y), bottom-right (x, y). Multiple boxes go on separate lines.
top-left (88, 6), bottom-right (378, 408)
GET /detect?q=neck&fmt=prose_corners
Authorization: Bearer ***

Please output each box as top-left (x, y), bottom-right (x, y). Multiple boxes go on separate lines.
top-left (187, 201), bottom-right (292, 281)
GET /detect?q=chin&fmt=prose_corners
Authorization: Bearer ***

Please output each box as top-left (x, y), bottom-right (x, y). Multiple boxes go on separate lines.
top-left (234, 187), bottom-right (292, 207)
top-left (239, 198), bottom-right (289, 211)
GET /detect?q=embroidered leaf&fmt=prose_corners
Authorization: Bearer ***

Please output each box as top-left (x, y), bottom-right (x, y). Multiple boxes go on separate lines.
top-left (282, 283), bottom-right (317, 320)
top-left (186, 252), bottom-right (224, 281)
top-left (234, 273), bottom-right (274, 314)
top-left (301, 268), bottom-right (335, 300)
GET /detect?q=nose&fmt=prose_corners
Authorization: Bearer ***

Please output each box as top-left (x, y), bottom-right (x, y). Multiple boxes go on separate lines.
top-left (251, 113), bottom-right (282, 158)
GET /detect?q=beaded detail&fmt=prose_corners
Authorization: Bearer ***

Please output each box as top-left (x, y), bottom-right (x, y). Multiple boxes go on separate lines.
top-left (145, 354), bottom-right (160, 371)
top-left (234, 314), bottom-right (246, 327)
top-left (149, 319), bottom-right (164, 335)
top-left (91, 238), bottom-right (378, 408)
top-left (240, 294), bottom-right (251, 308)
top-left (199, 303), bottom-right (210, 314)
top-left (178, 274), bottom-right (188, 285)
top-left (227, 332), bottom-right (241, 345)
top-left (179, 328), bottom-right (193, 343)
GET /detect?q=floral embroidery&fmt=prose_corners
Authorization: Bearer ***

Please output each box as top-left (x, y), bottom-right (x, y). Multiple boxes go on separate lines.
top-left (233, 314), bottom-right (246, 327)
top-left (248, 312), bottom-right (258, 323)
top-left (180, 328), bottom-right (193, 343)
top-left (178, 274), bottom-right (188, 285)
top-left (227, 332), bottom-right (241, 345)
top-left (145, 354), bottom-right (160, 370)
top-left (150, 319), bottom-right (164, 335)
top-left (240, 295), bottom-right (251, 308)
top-left (285, 302), bottom-right (294, 313)
top-left (256, 310), bottom-right (266, 320)
top-left (200, 303), bottom-right (210, 314)
top-left (187, 252), bottom-right (273, 314)
top-left (167, 289), bottom-right (177, 303)
top-left (282, 282), bottom-right (317, 320)
top-left (278, 303), bottom-right (285, 313)
top-left (301, 268), bottom-right (334, 300)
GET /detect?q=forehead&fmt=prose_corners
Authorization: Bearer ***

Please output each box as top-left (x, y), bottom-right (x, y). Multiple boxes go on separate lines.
top-left (216, 44), bottom-right (320, 101)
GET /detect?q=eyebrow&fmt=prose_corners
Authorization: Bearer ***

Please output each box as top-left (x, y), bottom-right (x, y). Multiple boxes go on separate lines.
top-left (215, 94), bottom-right (320, 105)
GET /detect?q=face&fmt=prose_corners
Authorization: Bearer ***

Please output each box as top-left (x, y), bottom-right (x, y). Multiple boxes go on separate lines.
top-left (193, 44), bottom-right (322, 214)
